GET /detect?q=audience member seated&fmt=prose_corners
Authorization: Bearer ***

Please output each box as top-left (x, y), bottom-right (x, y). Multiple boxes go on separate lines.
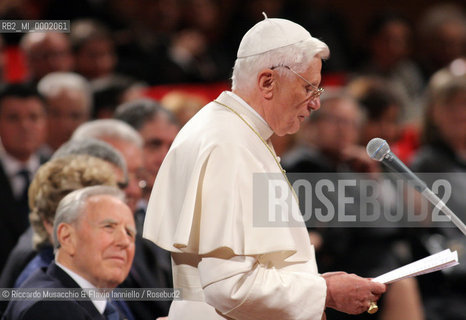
top-left (0, 84), bottom-right (47, 273)
top-left (70, 19), bottom-right (118, 81)
top-left (0, 139), bottom-right (129, 317)
top-left (346, 76), bottom-right (403, 146)
top-left (409, 59), bottom-right (466, 320)
top-left (357, 11), bottom-right (424, 119)
top-left (37, 72), bottom-right (92, 157)
top-left (72, 119), bottom-right (144, 213)
top-left (416, 4), bottom-right (466, 84)
top-left (19, 33), bottom-right (74, 84)
top-left (114, 98), bottom-right (180, 202)
top-left (19, 155), bottom-right (119, 287)
top-left (72, 119), bottom-right (172, 319)
top-left (2, 186), bottom-right (135, 320)
top-left (90, 76), bottom-right (147, 119)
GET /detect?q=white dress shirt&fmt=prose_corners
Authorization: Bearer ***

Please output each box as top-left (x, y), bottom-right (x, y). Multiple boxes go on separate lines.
top-left (55, 262), bottom-right (107, 314)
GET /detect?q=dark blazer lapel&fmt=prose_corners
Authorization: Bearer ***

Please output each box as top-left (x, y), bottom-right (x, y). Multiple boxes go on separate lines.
top-left (48, 262), bottom-right (105, 319)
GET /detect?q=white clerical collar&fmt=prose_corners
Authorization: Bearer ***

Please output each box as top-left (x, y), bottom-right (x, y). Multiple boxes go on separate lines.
top-left (225, 91), bottom-right (269, 126)
top-left (223, 91), bottom-right (274, 140)
top-left (55, 261), bottom-right (107, 314)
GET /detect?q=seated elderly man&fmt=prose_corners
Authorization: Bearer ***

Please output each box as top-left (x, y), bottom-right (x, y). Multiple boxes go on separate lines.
top-left (0, 139), bottom-right (127, 289)
top-left (3, 185), bottom-right (135, 320)
top-left (72, 121), bottom-right (172, 319)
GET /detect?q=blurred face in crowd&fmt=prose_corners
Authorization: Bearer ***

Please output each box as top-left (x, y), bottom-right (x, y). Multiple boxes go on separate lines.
top-left (361, 104), bottom-right (401, 145)
top-left (309, 97), bottom-right (361, 157)
top-left (0, 97), bottom-right (46, 161)
top-left (75, 38), bottom-right (116, 80)
top-left (265, 57), bottom-right (322, 136)
top-left (371, 20), bottom-right (411, 70)
top-left (102, 138), bottom-right (144, 212)
top-left (432, 90), bottom-right (466, 151)
top-left (46, 89), bottom-right (90, 150)
top-left (23, 33), bottom-right (74, 81)
top-left (58, 195), bottom-right (135, 288)
top-left (431, 21), bottom-right (466, 68)
top-left (139, 115), bottom-right (178, 185)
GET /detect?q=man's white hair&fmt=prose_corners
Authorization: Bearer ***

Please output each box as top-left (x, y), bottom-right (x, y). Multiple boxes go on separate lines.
top-left (231, 38), bottom-right (330, 94)
top-left (72, 119), bottom-right (143, 148)
top-left (37, 71), bottom-right (92, 112)
top-left (53, 185), bottom-right (126, 249)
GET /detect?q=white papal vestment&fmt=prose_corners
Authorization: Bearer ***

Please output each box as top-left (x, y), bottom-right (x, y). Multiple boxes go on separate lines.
top-left (143, 91), bottom-right (327, 319)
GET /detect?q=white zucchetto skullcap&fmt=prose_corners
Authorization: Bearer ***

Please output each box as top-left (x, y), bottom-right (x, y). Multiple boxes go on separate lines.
top-left (237, 14), bottom-right (315, 59)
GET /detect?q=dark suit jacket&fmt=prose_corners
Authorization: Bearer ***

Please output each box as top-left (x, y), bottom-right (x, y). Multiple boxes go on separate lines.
top-left (0, 228), bottom-right (37, 317)
top-left (118, 235), bottom-right (171, 319)
top-left (0, 163), bottom-right (30, 274)
top-left (2, 262), bottom-right (106, 320)
top-left (0, 153), bottom-right (48, 274)
top-left (0, 228), bottom-right (36, 289)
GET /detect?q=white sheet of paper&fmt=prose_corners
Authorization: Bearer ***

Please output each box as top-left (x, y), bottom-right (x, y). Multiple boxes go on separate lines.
top-left (372, 249), bottom-right (459, 284)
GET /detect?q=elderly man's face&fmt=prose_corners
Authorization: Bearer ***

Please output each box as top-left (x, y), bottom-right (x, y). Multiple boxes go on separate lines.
top-left (70, 195), bottom-right (135, 288)
top-left (267, 57), bottom-right (322, 136)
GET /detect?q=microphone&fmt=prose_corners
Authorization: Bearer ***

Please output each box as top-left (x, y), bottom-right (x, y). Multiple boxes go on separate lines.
top-left (366, 138), bottom-right (427, 192)
top-left (366, 137), bottom-right (466, 235)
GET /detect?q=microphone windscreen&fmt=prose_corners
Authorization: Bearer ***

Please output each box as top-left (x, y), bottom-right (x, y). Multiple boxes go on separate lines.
top-left (366, 138), bottom-right (390, 161)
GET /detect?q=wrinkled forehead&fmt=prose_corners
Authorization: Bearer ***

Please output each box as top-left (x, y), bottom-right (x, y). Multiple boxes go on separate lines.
top-left (82, 195), bottom-right (132, 221)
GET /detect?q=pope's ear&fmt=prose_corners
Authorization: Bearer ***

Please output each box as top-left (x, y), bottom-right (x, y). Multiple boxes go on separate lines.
top-left (257, 69), bottom-right (275, 99)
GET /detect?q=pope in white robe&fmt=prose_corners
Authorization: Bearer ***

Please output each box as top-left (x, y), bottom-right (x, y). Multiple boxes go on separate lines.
top-left (144, 16), bottom-right (385, 320)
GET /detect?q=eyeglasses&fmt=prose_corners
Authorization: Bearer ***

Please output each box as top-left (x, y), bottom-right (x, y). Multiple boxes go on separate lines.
top-left (271, 65), bottom-right (324, 100)
top-left (117, 168), bottom-right (152, 192)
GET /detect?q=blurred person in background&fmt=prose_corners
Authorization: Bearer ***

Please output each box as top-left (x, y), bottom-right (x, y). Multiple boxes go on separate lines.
top-left (0, 84), bottom-right (47, 273)
top-left (346, 76), bottom-right (403, 144)
top-left (347, 75), bottom-right (421, 165)
top-left (357, 11), bottom-right (424, 122)
top-left (19, 32), bottom-right (74, 84)
top-left (416, 3), bottom-right (466, 84)
top-left (71, 119), bottom-right (144, 213)
top-left (409, 58), bottom-right (466, 320)
top-left (282, 90), bottom-right (370, 174)
top-left (69, 18), bottom-right (148, 119)
top-left (114, 98), bottom-right (180, 202)
top-left (37, 72), bottom-right (92, 157)
top-left (90, 76), bottom-right (147, 119)
top-left (70, 19), bottom-right (118, 81)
